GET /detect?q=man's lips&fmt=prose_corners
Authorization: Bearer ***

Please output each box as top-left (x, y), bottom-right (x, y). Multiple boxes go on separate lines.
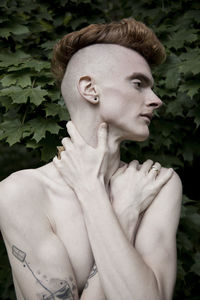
top-left (140, 113), bottom-right (153, 121)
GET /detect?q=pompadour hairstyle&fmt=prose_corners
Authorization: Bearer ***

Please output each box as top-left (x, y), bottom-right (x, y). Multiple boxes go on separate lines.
top-left (51, 18), bottom-right (166, 83)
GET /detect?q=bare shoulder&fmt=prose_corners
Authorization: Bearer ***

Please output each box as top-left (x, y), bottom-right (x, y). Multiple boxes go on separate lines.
top-left (0, 169), bottom-right (79, 299)
top-left (0, 169), bottom-right (44, 202)
top-left (0, 162), bottom-right (58, 205)
top-left (140, 167), bottom-right (183, 235)
top-left (159, 167), bottom-right (182, 203)
top-left (0, 169), bottom-right (46, 228)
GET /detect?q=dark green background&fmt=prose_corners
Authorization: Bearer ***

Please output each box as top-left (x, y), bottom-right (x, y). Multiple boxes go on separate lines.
top-left (0, 0), bottom-right (200, 299)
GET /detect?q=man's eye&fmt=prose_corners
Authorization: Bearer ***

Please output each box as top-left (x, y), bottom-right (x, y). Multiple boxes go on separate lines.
top-left (133, 81), bottom-right (142, 88)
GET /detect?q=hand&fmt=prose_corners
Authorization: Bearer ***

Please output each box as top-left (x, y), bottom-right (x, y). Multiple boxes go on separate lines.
top-left (110, 160), bottom-right (173, 216)
top-left (53, 121), bottom-right (109, 192)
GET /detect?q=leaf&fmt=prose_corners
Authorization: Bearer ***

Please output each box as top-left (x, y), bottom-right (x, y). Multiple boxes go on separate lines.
top-left (190, 253), bottom-right (200, 276)
top-left (39, 134), bottom-right (60, 161)
top-left (0, 27), bottom-right (12, 39)
top-left (188, 213), bottom-right (200, 227)
top-left (1, 86), bottom-right (48, 106)
top-left (28, 86), bottom-right (48, 106)
top-left (44, 103), bottom-right (69, 120)
top-left (0, 50), bottom-right (31, 67)
top-left (40, 40), bottom-right (58, 50)
top-left (177, 260), bottom-right (186, 281)
top-left (0, 119), bottom-right (23, 145)
top-left (0, 96), bottom-right (13, 111)
top-left (39, 20), bottom-right (54, 32)
top-left (71, 17), bottom-right (88, 30)
top-left (179, 50), bottom-right (200, 75)
top-left (0, 24), bottom-right (29, 38)
top-left (179, 80), bottom-right (200, 99)
top-left (0, 86), bottom-right (28, 103)
top-left (156, 54), bottom-right (181, 90)
top-left (166, 101), bottom-right (184, 117)
top-left (11, 24), bottom-right (30, 35)
top-left (47, 89), bottom-right (61, 101)
top-left (17, 74), bottom-right (32, 88)
top-left (1, 74), bottom-right (17, 87)
top-left (28, 118), bottom-right (62, 142)
top-left (25, 59), bottom-right (50, 72)
top-left (63, 12), bottom-right (72, 25)
top-left (178, 232), bottom-right (193, 251)
top-left (167, 29), bottom-right (198, 50)
top-left (187, 108), bottom-right (200, 128)
top-left (1, 73), bottom-right (31, 88)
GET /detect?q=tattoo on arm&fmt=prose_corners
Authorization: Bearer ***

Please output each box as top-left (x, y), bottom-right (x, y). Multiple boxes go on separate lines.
top-left (12, 245), bottom-right (76, 300)
top-left (84, 264), bottom-right (98, 289)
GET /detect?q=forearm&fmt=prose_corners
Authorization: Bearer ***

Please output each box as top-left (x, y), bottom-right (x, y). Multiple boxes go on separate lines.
top-left (80, 201), bottom-right (137, 300)
top-left (80, 264), bottom-right (106, 300)
top-left (76, 181), bottom-right (162, 300)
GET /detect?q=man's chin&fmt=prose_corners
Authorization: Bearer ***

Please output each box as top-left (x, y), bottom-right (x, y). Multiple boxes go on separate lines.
top-left (125, 130), bottom-right (149, 142)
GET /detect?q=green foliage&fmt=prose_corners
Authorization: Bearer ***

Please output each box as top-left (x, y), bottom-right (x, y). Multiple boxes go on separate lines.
top-left (0, 0), bottom-right (199, 299)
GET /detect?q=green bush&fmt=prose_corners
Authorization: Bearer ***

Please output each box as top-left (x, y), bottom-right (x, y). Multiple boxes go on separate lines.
top-left (0, 0), bottom-right (199, 299)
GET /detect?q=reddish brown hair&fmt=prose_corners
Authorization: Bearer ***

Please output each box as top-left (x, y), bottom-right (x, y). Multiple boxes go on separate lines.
top-left (51, 18), bottom-right (166, 83)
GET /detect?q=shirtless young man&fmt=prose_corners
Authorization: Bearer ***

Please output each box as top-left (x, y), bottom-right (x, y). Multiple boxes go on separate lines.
top-left (0, 18), bottom-right (182, 300)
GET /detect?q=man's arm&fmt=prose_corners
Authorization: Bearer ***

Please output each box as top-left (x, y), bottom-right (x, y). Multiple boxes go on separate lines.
top-left (0, 172), bottom-right (79, 300)
top-left (53, 121), bottom-right (182, 300)
top-left (134, 169), bottom-right (182, 300)
top-left (74, 171), bottom-right (182, 300)
top-left (80, 263), bottom-right (106, 300)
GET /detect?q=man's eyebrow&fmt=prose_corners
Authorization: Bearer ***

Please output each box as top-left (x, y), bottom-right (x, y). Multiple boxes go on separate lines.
top-left (128, 72), bottom-right (154, 88)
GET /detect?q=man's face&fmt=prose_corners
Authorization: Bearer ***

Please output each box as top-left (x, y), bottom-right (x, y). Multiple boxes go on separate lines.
top-left (97, 46), bottom-right (162, 142)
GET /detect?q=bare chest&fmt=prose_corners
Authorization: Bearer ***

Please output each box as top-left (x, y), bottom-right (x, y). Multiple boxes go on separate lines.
top-left (45, 183), bottom-right (94, 291)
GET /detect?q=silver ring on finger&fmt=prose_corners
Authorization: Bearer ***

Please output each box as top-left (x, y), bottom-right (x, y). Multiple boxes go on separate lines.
top-left (151, 165), bottom-right (160, 174)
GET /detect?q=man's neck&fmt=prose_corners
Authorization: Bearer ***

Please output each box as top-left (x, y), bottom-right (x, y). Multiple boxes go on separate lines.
top-left (71, 118), bottom-right (122, 189)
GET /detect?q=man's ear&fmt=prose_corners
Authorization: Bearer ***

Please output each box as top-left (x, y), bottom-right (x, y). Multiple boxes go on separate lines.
top-left (78, 76), bottom-right (99, 104)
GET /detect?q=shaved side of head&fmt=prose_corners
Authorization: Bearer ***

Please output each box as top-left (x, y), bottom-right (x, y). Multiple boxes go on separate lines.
top-left (61, 43), bottom-right (147, 116)
top-left (61, 44), bottom-right (116, 113)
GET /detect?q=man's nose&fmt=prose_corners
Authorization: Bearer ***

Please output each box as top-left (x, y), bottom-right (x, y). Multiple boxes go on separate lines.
top-left (147, 90), bottom-right (163, 109)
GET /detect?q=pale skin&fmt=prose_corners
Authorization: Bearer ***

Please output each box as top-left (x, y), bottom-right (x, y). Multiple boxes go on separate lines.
top-left (0, 44), bottom-right (182, 300)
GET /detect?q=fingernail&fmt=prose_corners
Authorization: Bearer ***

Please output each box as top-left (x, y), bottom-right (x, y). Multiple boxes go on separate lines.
top-left (67, 121), bottom-right (71, 126)
top-left (101, 122), bottom-right (107, 128)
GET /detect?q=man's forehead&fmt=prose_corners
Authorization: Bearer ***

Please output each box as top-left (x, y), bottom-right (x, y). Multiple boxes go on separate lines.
top-left (90, 44), bottom-right (152, 76)
top-left (90, 44), bottom-right (153, 81)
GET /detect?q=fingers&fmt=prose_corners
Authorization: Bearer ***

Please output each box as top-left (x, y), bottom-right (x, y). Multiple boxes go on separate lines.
top-left (156, 168), bottom-right (174, 187)
top-left (128, 160), bottom-right (140, 170)
top-left (148, 162), bottom-right (162, 178)
top-left (97, 123), bottom-right (108, 150)
top-left (66, 121), bottom-right (85, 145)
top-left (111, 164), bottom-right (128, 181)
top-left (61, 137), bottom-right (73, 149)
top-left (53, 155), bottom-right (61, 167)
top-left (140, 159), bottom-right (154, 173)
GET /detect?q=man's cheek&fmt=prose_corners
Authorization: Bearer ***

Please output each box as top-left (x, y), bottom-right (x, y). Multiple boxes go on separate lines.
top-left (99, 89), bottom-right (126, 121)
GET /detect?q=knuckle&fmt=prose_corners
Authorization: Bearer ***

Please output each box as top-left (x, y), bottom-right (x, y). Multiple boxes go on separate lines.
top-left (53, 156), bottom-right (60, 167)
top-left (155, 162), bottom-right (161, 167)
top-left (61, 137), bottom-right (67, 144)
top-left (132, 160), bottom-right (139, 164)
top-left (144, 159), bottom-right (153, 165)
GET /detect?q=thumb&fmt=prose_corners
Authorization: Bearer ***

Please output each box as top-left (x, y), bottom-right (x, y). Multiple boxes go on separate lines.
top-left (97, 122), bottom-right (108, 150)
